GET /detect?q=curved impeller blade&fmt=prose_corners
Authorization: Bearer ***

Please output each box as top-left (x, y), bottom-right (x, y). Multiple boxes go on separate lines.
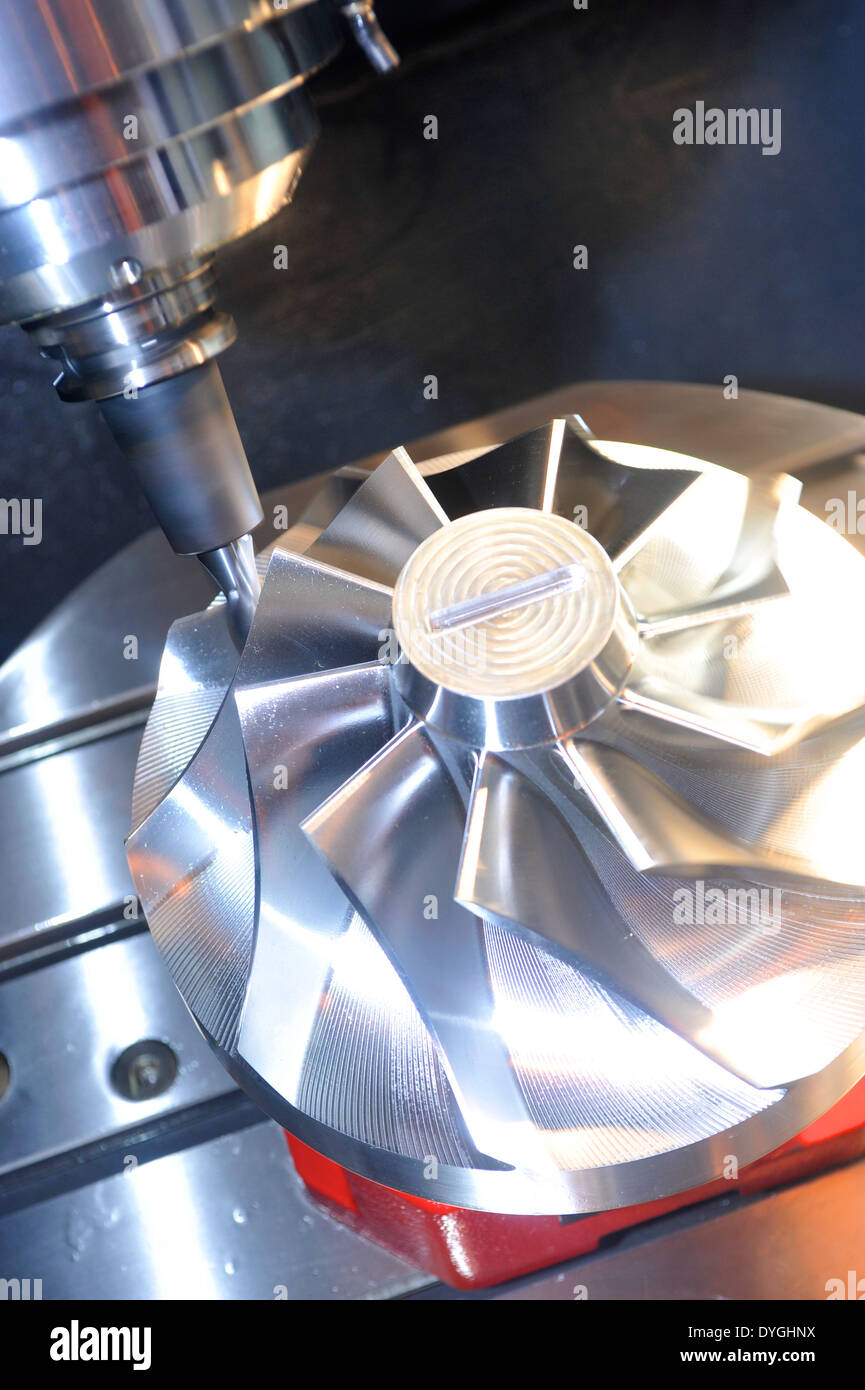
top-left (127, 691), bottom-right (255, 1053)
top-left (426, 419), bottom-right (570, 518)
top-left (302, 722), bottom-right (563, 1176)
top-left (550, 418), bottom-right (704, 561)
top-left (280, 472), bottom-right (367, 555)
top-left (239, 544), bottom-right (392, 688)
top-left (130, 603), bottom-right (239, 832)
top-left (453, 751), bottom-right (791, 1087)
top-left (619, 615), bottom-right (865, 757)
top-left (610, 491), bottom-right (865, 758)
top-left (635, 565), bottom-right (789, 639)
top-left (308, 447), bottom-right (449, 585)
top-left (561, 739), bottom-right (865, 889)
top-left (617, 656), bottom-right (806, 756)
top-left (235, 661), bottom-right (393, 1105)
top-left (577, 697), bottom-right (865, 895)
top-left (616, 469), bottom-right (800, 626)
top-left (426, 415), bottom-right (706, 561)
top-left (503, 741), bottom-right (865, 1089)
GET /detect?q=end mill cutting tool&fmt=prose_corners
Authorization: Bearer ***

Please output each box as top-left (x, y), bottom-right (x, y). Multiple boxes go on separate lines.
top-left (0, 0), bottom-right (398, 632)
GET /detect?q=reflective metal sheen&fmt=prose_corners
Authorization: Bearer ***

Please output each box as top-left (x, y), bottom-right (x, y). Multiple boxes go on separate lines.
top-left (129, 404), bottom-right (865, 1215)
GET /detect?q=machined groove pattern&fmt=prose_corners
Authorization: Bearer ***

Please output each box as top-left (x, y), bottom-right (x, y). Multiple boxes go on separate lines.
top-left (129, 413), bottom-right (865, 1213)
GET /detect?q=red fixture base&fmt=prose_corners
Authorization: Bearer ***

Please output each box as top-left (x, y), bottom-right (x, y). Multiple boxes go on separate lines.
top-left (285, 1079), bottom-right (865, 1290)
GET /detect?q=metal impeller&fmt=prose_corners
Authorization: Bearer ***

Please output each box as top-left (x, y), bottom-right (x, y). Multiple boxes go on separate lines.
top-left (127, 415), bottom-right (865, 1214)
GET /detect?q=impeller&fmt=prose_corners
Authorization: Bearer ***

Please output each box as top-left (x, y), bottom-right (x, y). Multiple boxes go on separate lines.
top-left (128, 416), bottom-right (865, 1213)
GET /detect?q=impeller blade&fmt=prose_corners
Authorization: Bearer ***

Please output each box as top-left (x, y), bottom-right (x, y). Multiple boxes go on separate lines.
top-left (235, 662), bottom-right (393, 1105)
top-left (130, 603), bottom-right (238, 832)
top-left (453, 752), bottom-right (778, 1083)
top-left (616, 470), bottom-right (800, 618)
top-left (636, 565), bottom-right (789, 638)
top-left (426, 419), bottom-right (569, 518)
top-left (617, 667), bottom-right (801, 756)
top-left (239, 544), bottom-right (392, 687)
top-left (302, 723), bottom-right (561, 1175)
top-left (127, 693), bottom-right (255, 1053)
top-left (618, 567), bottom-right (828, 755)
top-left (503, 737), bottom-right (865, 1087)
top-left (549, 419), bottom-right (703, 559)
top-left (617, 488), bottom-right (865, 757)
top-left (307, 447), bottom-right (449, 584)
top-left (562, 739), bottom-right (831, 884)
top-left (280, 472), bottom-right (366, 555)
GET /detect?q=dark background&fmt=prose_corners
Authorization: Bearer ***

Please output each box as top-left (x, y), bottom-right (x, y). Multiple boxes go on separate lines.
top-left (0, 0), bottom-right (863, 661)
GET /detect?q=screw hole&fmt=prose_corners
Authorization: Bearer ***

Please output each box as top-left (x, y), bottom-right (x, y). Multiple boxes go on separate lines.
top-left (110, 1039), bottom-right (178, 1102)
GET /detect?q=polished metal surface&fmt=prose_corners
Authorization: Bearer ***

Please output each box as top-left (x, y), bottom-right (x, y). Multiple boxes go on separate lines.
top-left (0, 0), bottom-right (341, 628)
top-left (407, 1157), bottom-right (865, 1301)
top-left (0, 457), bottom-right (420, 1302)
top-left (0, 0), bottom-right (395, 624)
top-left (27, 259), bottom-right (236, 403)
top-left (0, 2), bottom-right (332, 326)
top-left (391, 503), bottom-right (640, 748)
top-left (0, 476), bottom-right (322, 761)
top-left (0, 480), bottom-right (325, 971)
top-left (12, 375), bottom-right (856, 758)
top-left (2, 381), bottom-right (865, 1294)
top-left (1, 94), bottom-right (314, 324)
top-left (0, 392), bottom-right (856, 758)
top-left (0, 9), bottom-right (338, 212)
top-left (308, 447), bottom-right (448, 586)
top-left (0, 728), bottom-right (142, 958)
top-left (0, 0), bottom-right (400, 330)
top-left (128, 388), bottom-right (865, 1215)
top-left (340, 4), bottom-right (401, 73)
top-left (0, 1123), bottom-right (426, 1301)
top-left (235, 662), bottom-right (392, 1112)
top-left (198, 535), bottom-right (261, 644)
top-left (0, 933), bottom-right (234, 1177)
top-left (0, 2), bottom-right (313, 125)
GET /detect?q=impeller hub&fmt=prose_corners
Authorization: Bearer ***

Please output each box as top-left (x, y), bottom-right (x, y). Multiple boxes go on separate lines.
top-left (392, 507), bottom-right (638, 749)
